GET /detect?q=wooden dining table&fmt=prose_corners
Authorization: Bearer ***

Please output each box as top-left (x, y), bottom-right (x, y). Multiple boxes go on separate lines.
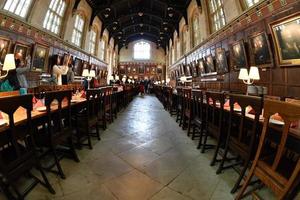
top-left (0, 97), bottom-right (87, 133)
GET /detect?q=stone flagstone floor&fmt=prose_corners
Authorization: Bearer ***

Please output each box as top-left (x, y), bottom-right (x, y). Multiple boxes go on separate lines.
top-left (7, 95), bottom-right (298, 200)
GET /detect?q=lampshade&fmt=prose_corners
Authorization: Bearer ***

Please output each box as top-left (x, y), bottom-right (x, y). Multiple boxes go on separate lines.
top-left (249, 66), bottom-right (260, 80)
top-left (3, 54), bottom-right (16, 71)
top-left (108, 75), bottom-right (114, 81)
top-left (82, 69), bottom-right (89, 77)
top-left (162, 80), bottom-right (165, 84)
top-left (166, 78), bottom-right (170, 83)
top-left (238, 68), bottom-right (249, 80)
top-left (128, 79), bottom-right (131, 83)
top-left (122, 77), bottom-right (126, 83)
top-left (132, 80), bottom-right (135, 84)
top-left (115, 75), bottom-right (120, 81)
top-left (89, 70), bottom-right (96, 78)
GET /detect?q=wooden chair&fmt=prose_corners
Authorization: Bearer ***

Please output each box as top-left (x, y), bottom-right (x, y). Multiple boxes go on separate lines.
top-left (35, 90), bottom-right (79, 179)
top-left (74, 89), bottom-right (101, 149)
top-left (191, 90), bottom-right (206, 141)
top-left (176, 87), bottom-right (184, 127)
top-left (98, 87), bottom-right (112, 130)
top-left (182, 88), bottom-right (192, 134)
top-left (236, 99), bottom-right (300, 200)
top-left (202, 91), bottom-right (226, 167)
top-left (0, 95), bottom-right (55, 199)
top-left (167, 87), bottom-right (177, 116)
top-left (216, 94), bottom-right (263, 193)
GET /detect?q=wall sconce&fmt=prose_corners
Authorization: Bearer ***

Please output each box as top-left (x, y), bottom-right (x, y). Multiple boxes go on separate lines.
top-left (82, 69), bottom-right (90, 77)
top-left (0, 54), bottom-right (16, 79)
top-left (238, 66), bottom-right (260, 85)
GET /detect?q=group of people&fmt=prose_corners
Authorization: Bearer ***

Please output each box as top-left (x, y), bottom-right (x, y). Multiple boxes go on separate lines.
top-left (0, 55), bottom-right (31, 92)
top-left (139, 79), bottom-right (152, 95)
top-left (0, 54), bottom-right (75, 92)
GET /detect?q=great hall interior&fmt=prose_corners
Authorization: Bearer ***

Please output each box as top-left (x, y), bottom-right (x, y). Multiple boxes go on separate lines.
top-left (0, 0), bottom-right (300, 199)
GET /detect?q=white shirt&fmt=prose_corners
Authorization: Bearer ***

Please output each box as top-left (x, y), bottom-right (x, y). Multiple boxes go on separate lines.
top-left (52, 65), bottom-right (69, 85)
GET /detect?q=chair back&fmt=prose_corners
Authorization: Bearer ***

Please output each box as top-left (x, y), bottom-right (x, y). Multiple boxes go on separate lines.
top-left (227, 94), bottom-right (263, 157)
top-left (177, 87), bottom-right (183, 110)
top-left (103, 87), bottom-right (112, 112)
top-left (247, 99), bottom-right (300, 198)
top-left (205, 91), bottom-right (225, 139)
top-left (192, 90), bottom-right (204, 121)
top-left (86, 89), bottom-right (102, 120)
top-left (0, 95), bottom-right (34, 176)
top-left (44, 90), bottom-right (72, 142)
top-left (183, 88), bottom-right (192, 116)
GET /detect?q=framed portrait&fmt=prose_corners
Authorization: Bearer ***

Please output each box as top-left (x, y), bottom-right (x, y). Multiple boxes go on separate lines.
top-left (119, 65), bottom-right (126, 74)
top-left (205, 55), bottom-right (215, 73)
top-left (0, 36), bottom-right (11, 64)
top-left (14, 42), bottom-right (30, 62)
top-left (185, 64), bottom-right (192, 76)
top-left (192, 61), bottom-right (198, 77)
top-left (198, 58), bottom-right (206, 75)
top-left (127, 66), bottom-right (132, 74)
top-left (231, 40), bottom-right (248, 70)
top-left (180, 64), bottom-right (185, 75)
top-left (248, 32), bottom-right (272, 67)
top-left (175, 70), bottom-right (179, 78)
top-left (104, 70), bottom-right (108, 78)
top-left (74, 58), bottom-right (83, 76)
top-left (132, 66), bottom-right (137, 74)
top-left (32, 44), bottom-right (49, 72)
top-left (157, 67), bottom-right (163, 74)
top-left (215, 48), bottom-right (229, 74)
top-left (139, 65), bottom-right (145, 74)
top-left (151, 67), bottom-right (156, 74)
top-left (270, 13), bottom-right (300, 66)
top-left (146, 66), bottom-right (150, 73)
top-left (99, 69), bottom-right (103, 78)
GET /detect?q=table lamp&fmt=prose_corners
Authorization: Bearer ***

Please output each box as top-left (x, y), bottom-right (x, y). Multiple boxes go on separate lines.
top-left (82, 69), bottom-right (90, 77)
top-left (0, 54), bottom-right (16, 79)
top-left (89, 70), bottom-right (96, 78)
top-left (238, 66), bottom-right (260, 85)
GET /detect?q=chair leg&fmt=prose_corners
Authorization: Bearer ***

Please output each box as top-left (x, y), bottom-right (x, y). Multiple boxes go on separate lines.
top-left (68, 137), bottom-right (80, 163)
top-left (96, 123), bottom-right (101, 140)
top-left (191, 125), bottom-right (196, 140)
top-left (37, 163), bottom-right (55, 194)
top-left (216, 138), bottom-right (230, 174)
top-left (51, 147), bottom-right (65, 179)
top-left (201, 130), bottom-right (209, 153)
top-left (235, 164), bottom-right (256, 200)
top-left (87, 132), bottom-right (93, 149)
top-left (210, 138), bottom-right (222, 166)
top-left (231, 159), bottom-right (250, 194)
top-left (197, 126), bottom-right (204, 149)
top-left (187, 118), bottom-right (191, 136)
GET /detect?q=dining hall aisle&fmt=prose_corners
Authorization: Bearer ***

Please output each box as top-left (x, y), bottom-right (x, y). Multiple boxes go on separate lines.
top-left (25, 95), bottom-right (278, 200)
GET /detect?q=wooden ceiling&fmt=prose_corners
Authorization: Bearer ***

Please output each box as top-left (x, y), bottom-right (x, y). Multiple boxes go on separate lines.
top-left (79, 0), bottom-right (201, 50)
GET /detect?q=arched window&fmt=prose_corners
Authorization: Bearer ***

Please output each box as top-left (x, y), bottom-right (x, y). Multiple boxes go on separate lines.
top-left (3, 0), bottom-right (32, 18)
top-left (71, 14), bottom-right (85, 46)
top-left (244, 0), bottom-right (261, 8)
top-left (181, 27), bottom-right (188, 55)
top-left (176, 39), bottom-right (181, 59)
top-left (208, 0), bottom-right (226, 32)
top-left (192, 12), bottom-right (201, 47)
top-left (99, 39), bottom-right (106, 61)
top-left (43, 0), bottom-right (66, 34)
top-left (88, 27), bottom-right (97, 55)
top-left (134, 41), bottom-right (151, 60)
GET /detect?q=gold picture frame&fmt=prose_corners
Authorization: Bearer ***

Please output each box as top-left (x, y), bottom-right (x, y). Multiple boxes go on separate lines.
top-left (32, 43), bottom-right (49, 72)
top-left (270, 12), bottom-right (300, 66)
top-left (0, 36), bottom-right (11, 64)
